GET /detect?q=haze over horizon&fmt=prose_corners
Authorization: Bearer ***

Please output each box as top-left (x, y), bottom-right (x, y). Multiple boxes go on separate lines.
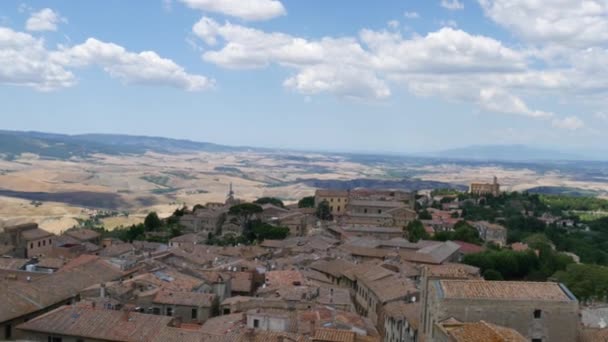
top-left (1, 0), bottom-right (607, 152)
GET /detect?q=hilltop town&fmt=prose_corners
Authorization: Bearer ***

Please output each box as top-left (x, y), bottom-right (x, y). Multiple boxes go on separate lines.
top-left (1, 177), bottom-right (608, 342)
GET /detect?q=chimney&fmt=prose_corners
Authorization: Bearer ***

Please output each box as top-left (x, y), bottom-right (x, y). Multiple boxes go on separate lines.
top-left (100, 283), bottom-right (106, 298)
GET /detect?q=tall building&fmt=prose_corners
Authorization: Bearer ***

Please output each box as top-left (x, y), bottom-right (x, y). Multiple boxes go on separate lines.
top-left (469, 176), bottom-right (500, 196)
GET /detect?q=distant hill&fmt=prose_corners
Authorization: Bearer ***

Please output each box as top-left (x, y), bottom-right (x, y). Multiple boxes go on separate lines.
top-left (429, 145), bottom-right (585, 161)
top-left (0, 130), bottom-right (260, 160)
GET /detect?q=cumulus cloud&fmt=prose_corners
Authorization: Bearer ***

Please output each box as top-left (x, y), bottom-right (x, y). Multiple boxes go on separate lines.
top-left (0, 27), bottom-right (74, 90)
top-left (552, 116), bottom-right (585, 130)
top-left (478, 0), bottom-right (608, 48)
top-left (0, 27), bottom-right (212, 91)
top-left (441, 0), bottom-right (464, 10)
top-left (478, 88), bottom-right (553, 118)
top-left (26, 8), bottom-right (65, 32)
top-left (179, 0), bottom-right (285, 20)
top-left (193, 17), bottom-right (531, 101)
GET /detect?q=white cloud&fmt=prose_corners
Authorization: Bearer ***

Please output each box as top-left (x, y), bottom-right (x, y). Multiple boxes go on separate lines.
top-left (0, 27), bottom-right (74, 90)
top-left (52, 38), bottom-right (214, 91)
top-left (0, 27), bottom-right (212, 91)
top-left (478, 88), bottom-right (553, 118)
top-left (26, 8), bottom-right (66, 32)
top-left (552, 116), bottom-right (585, 130)
top-left (404, 11), bottom-right (420, 19)
top-left (179, 0), bottom-right (285, 20)
top-left (441, 0), bottom-right (464, 10)
top-left (284, 64), bottom-right (391, 99)
top-left (478, 0), bottom-right (608, 48)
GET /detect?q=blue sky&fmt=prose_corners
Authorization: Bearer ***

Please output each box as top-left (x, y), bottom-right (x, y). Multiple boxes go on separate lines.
top-left (0, 0), bottom-right (607, 153)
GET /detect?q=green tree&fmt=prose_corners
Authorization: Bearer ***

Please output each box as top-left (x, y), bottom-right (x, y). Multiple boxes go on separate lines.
top-left (144, 212), bottom-right (162, 231)
top-left (406, 220), bottom-right (429, 242)
top-left (418, 209), bottom-right (432, 220)
top-left (228, 203), bottom-right (263, 233)
top-left (251, 221), bottom-right (290, 241)
top-left (254, 197), bottom-right (284, 208)
top-left (483, 269), bottom-right (503, 280)
top-left (316, 200), bottom-right (333, 221)
top-left (298, 196), bottom-right (315, 208)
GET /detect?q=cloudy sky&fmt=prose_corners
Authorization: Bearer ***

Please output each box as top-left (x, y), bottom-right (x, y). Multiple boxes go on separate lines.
top-left (0, 0), bottom-right (607, 153)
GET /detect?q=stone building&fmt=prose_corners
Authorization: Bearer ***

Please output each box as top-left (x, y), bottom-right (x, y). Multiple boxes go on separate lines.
top-left (315, 189), bottom-right (350, 216)
top-left (469, 176), bottom-right (500, 196)
top-left (152, 290), bottom-right (217, 323)
top-left (470, 221), bottom-right (507, 246)
top-left (421, 279), bottom-right (579, 342)
top-left (0, 223), bottom-right (54, 258)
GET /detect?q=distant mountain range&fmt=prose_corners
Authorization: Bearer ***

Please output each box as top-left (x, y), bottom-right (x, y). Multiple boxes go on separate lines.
top-left (0, 130), bottom-right (604, 162)
top-left (0, 130), bottom-right (261, 159)
top-left (426, 145), bottom-right (598, 162)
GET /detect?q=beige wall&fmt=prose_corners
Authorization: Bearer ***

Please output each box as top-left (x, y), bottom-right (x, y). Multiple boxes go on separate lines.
top-left (26, 236), bottom-right (53, 258)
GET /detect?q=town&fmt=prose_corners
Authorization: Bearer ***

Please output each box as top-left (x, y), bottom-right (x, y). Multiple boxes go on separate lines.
top-left (1, 177), bottom-right (606, 342)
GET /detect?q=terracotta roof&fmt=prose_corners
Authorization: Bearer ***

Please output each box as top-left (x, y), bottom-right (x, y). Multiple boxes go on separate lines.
top-left (310, 259), bottom-right (356, 278)
top-left (35, 257), bottom-right (66, 269)
top-left (65, 229), bottom-right (100, 242)
top-left (169, 233), bottom-right (203, 243)
top-left (200, 313), bottom-right (245, 335)
top-left (153, 290), bottom-right (216, 307)
top-left (17, 306), bottom-right (171, 342)
top-left (316, 189), bottom-right (349, 197)
top-left (231, 271), bottom-right (254, 293)
top-left (265, 270), bottom-right (306, 288)
top-left (313, 328), bottom-right (356, 342)
top-left (21, 228), bottom-right (53, 240)
top-left (425, 263), bottom-right (480, 279)
top-left (453, 240), bottom-right (486, 254)
top-left (383, 302), bottom-right (420, 330)
top-left (0, 258), bottom-right (28, 270)
top-left (439, 320), bottom-right (526, 341)
top-left (438, 280), bottom-right (576, 301)
top-left (99, 243), bottom-right (135, 257)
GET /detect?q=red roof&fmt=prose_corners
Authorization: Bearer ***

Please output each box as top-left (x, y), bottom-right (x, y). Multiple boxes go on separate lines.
top-left (453, 241), bottom-right (485, 254)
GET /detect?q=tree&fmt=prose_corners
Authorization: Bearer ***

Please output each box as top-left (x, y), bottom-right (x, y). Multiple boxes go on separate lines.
top-left (418, 209), bottom-right (432, 220)
top-left (144, 212), bottom-right (162, 231)
top-left (483, 269), bottom-right (503, 280)
top-left (228, 203), bottom-right (263, 233)
top-left (251, 221), bottom-right (290, 241)
top-left (406, 220), bottom-right (429, 242)
top-left (298, 196), bottom-right (315, 208)
top-left (316, 200), bottom-right (333, 221)
top-left (254, 197), bottom-right (284, 208)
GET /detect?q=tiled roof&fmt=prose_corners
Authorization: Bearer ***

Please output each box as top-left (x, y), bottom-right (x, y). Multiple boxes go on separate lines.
top-left (425, 263), bottom-right (480, 279)
top-left (438, 280), bottom-right (576, 301)
top-left (153, 290), bottom-right (216, 307)
top-left (17, 306), bottom-right (171, 342)
top-left (231, 271), bottom-right (254, 293)
top-left (383, 302), bottom-right (420, 330)
top-left (439, 320), bottom-right (526, 342)
top-left (99, 243), bottom-right (135, 257)
top-left (0, 256), bottom-right (125, 323)
top-left (200, 312), bottom-right (245, 335)
top-left (310, 259), bottom-right (356, 278)
top-left (313, 327), bottom-right (356, 342)
top-left (265, 270), bottom-right (306, 288)
top-left (21, 228), bottom-right (53, 240)
top-left (0, 257), bottom-right (28, 270)
top-left (65, 228), bottom-right (100, 241)
top-left (316, 189), bottom-right (349, 197)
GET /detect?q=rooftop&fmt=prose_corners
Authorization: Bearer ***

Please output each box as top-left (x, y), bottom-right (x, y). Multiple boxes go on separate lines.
top-left (17, 306), bottom-right (172, 342)
top-left (438, 319), bottom-right (526, 342)
top-left (153, 290), bottom-right (216, 307)
top-left (438, 280), bottom-right (577, 302)
top-left (21, 228), bottom-right (53, 241)
top-left (65, 228), bottom-right (100, 242)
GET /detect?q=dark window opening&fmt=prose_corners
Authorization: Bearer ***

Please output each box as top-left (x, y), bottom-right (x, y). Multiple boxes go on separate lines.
top-left (223, 308), bottom-right (230, 315)
top-left (191, 308), bottom-right (197, 319)
top-left (152, 307), bottom-right (160, 315)
top-left (534, 309), bottom-right (542, 319)
top-left (5, 324), bottom-right (11, 339)
top-left (253, 319), bottom-right (260, 328)
top-left (532, 339), bottom-right (542, 342)
top-left (166, 307), bottom-right (173, 316)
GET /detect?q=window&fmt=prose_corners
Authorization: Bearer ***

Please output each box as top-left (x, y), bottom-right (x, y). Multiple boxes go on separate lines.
top-left (337, 206), bottom-right (340, 212)
top-left (5, 324), bottom-right (11, 339)
top-left (532, 339), bottom-right (542, 342)
top-left (191, 308), bottom-right (197, 319)
top-left (166, 307), bottom-right (173, 316)
top-left (330, 198), bottom-right (334, 202)
top-left (534, 309), bottom-right (542, 319)
top-left (223, 308), bottom-right (231, 315)
top-left (330, 206), bottom-right (333, 211)
top-left (378, 209), bottom-right (382, 214)
top-left (30, 243), bottom-right (33, 249)
top-left (364, 208), bottom-right (368, 213)
top-left (38, 241), bottom-right (41, 247)
top-left (152, 308), bottom-right (160, 315)
top-left (253, 319), bottom-right (260, 328)
top-left (47, 337), bottom-right (62, 342)
top-left (43, 240), bottom-right (46, 246)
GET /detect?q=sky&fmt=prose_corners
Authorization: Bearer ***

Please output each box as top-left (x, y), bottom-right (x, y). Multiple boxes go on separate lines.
top-left (0, 0), bottom-right (607, 153)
